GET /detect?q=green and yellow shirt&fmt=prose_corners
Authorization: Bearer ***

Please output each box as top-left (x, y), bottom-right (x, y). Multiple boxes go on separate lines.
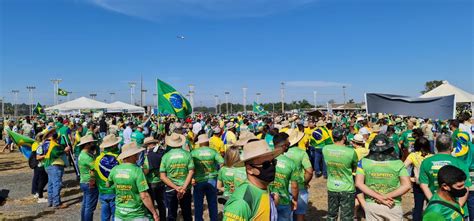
top-left (269, 155), bottom-right (298, 206)
top-left (159, 148), bottom-right (194, 188)
top-left (191, 146), bottom-right (224, 183)
top-left (223, 182), bottom-right (274, 221)
top-left (108, 163), bottom-right (150, 219)
top-left (323, 144), bottom-right (358, 192)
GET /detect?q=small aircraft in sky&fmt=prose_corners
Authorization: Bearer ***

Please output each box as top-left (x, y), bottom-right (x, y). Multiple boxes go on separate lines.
top-left (176, 35), bottom-right (185, 39)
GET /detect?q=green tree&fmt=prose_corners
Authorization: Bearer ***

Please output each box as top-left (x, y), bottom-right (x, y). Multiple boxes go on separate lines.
top-left (421, 80), bottom-right (443, 94)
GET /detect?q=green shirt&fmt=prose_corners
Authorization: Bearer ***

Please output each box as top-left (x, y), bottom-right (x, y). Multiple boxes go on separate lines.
top-left (390, 134), bottom-right (400, 156)
top-left (78, 150), bottom-right (95, 183)
top-left (419, 153), bottom-right (472, 193)
top-left (223, 182), bottom-right (272, 221)
top-left (423, 193), bottom-right (464, 221)
top-left (400, 130), bottom-right (415, 150)
top-left (269, 155), bottom-right (298, 205)
top-left (160, 148), bottom-right (194, 187)
top-left (285, 146), bottom-right (312, 189)
top-left (323, 144), bottom-right (358, 192)
top-left (218, 167), bottom-right (238, 197)
top-left (58, 125), bottom-right (71, 146)
top-left (191, 146), bottom-right (224, 183)
top-left (131, 130), bottom-right (145, 145)
top-left (143, 155), bottom-right (161, 184)
top-left (108, 163), bottom-right (150, 219)
top-left (356, 158), bottom-right (409, 205)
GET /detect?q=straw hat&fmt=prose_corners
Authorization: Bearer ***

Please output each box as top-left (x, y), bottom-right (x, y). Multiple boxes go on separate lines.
top-left (78, 135), bottom-right (96, 146)
top-left (316, 120), bottom-right (326, 127)
top-left (286, 129), bottom-right (305, 147)
top-left (226, 122), bottom-right (236, 130)
top-left (234, 131), bottom-right (258, 147)
top-left (234, 140), bottom-right (283, 167)
top-left (117, 142), bottom-right (145, 160)
top-left (143, 137), bottom-right (159, 146)
top-left (274, 116), bottom-right (283, 124)
top-left (356, 117), bottom-right (365, 122)
top-left (165, 133), bottom-right (186, 147)
top-left (352, 134), bottom-right (365, 144)
top-left (100, 134), bottom-right (122, 149)
top-left (196, 134), bottom-right (210, 145)
top-left (41, 128), bottom-right (57, 140)
top-left (371, 125), bottom-right (381, 133)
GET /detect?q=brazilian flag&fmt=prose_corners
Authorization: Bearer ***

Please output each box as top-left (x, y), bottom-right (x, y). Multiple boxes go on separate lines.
top-left (33, 102), bottom-right (45, 115)
top-left (157, 79), bottom-right (192, 119)
top-left (6, 129), bottom-right (36, 159)
top-left (253, 102), bottom-right (268, 115)
top-left (58, 88), bottom-right (68, 96)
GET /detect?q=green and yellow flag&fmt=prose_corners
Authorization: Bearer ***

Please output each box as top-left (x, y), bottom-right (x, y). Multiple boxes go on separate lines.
top-left (157, 79), bottom-right (192, 119)
top-left (58, 88), bottom-right (68, 96)
top-left (253, 102), bottom-right (268, 115)
top-left (33, 102), bottom-right (45, 115)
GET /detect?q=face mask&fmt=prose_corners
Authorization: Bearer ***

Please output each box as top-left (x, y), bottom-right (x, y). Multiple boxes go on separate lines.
top-left (250, 159), bottom-right (277, 183)
top-left (448, 186), bottom-right (467, 198)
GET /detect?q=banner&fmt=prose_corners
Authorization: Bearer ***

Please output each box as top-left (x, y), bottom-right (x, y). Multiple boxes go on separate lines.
top-left (365, 93), bottom-right (455, 120)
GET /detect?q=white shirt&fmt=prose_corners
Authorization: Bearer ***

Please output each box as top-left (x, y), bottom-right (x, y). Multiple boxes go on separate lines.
top-left (460, 123), bottom-right (473, 142)
top-left (359, 127), bottom-right (370, 136)
top-left (123, 126), bottom-right (133, 144)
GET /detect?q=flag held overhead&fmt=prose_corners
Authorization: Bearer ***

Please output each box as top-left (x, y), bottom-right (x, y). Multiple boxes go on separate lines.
top-left (157, 79), bottom-right (192, 119)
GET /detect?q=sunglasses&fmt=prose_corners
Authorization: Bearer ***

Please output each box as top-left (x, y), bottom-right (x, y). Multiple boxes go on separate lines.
top-left (250, 159), bottom-right (277, 169)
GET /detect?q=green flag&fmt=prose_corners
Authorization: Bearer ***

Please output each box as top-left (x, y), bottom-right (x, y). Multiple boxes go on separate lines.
top-left (157, 79), bottom-right (192, 119)
top-left (58, 88), bottom-right (68, 96)
top-left (253, 102), bottom-right (268, 115)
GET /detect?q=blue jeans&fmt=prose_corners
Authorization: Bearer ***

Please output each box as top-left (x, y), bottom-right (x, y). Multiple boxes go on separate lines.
top-left (314, 148), bottom-right (327, 176)
top-left (194, 179), bottom-right (218, 221)
top-left (294, 188), bottom-right (309, 216)
top-left (100, 132), bottom-right (107, 139)
top-left (46, 165), bottom-right (64, 207)
top-left (468, 191), bottom-right (474, 221)
top-left (277, 204), bottom-right (292, 221)
top-left (99, 193), bottom-right (115, 221)
top-left (412, 183), bottom-right (426, 221)
top-left (80, 183), bottom-right (99, 221)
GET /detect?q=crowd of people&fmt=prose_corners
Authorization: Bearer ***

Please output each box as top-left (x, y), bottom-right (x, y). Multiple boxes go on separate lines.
top-left (2, 109), bottom-right (474, 221)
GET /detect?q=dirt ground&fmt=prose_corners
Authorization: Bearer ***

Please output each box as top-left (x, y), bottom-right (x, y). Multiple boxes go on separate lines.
top-left (0, 142), bottom-right (415, 220)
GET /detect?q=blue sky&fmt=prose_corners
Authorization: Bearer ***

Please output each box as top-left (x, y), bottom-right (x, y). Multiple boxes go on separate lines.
top-left (1, 0), bottom-right (472, 106)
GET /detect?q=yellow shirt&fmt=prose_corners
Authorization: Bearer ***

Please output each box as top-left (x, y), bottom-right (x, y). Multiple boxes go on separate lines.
top-left (224, 131), bottom-right (237, 149)
top-left (406, 151), bottom-right (432, 168)
top-left (279, 127), bottom-right (289, 133)
top-left (355, 147), bottom-right (370, 160)
top-left (297, 134), bottom-right (309, 150)
top-left (209, 136), bottom-right (225, 154)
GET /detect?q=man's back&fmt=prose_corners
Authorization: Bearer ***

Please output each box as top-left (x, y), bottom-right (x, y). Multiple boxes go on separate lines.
top-left (419, 153), bottom-right (471, 193)
top-left (191, 146), bottom-right (224, 182)
top-left (323, 144), bottom-right (358, 192)
top-left (108, 163), bottom-right (149, 219)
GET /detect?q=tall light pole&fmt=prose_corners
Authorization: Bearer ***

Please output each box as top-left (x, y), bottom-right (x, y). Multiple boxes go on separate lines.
top-left (280, 82), bottom-right (285, 113)
top-left (142, 89), bottom-right (147, 106)
top-left (128, 82), bottom-right (136, 105)
top-left (51, 79), bottom-right (62, 105)
top-left (256, 93), bottom-right (261, 104)
top-left (1, 97), bottom-right (4, 118)
top-left (90, 93), bottom-right (97, 100)
top-left (153, 93), bottom-right (157, 107)
top-left (313, 90), bottom-right (317, 110)
top-left (242, 87), bottom-right (248, 113)
top-left (12, 90), bottom-right (19, 117)
top-left (188, 84), bottom-right (195, 113)
top-left (109, 92), bottom-right (115, 102)
top-left (26, 86), bottom-right (36, 115)
top-left (224, 92), bottom-right (230, 115)
top-left (214, 95), bottom-right (219, 114)
top-left (342, 85), bottom-right (347, 105)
